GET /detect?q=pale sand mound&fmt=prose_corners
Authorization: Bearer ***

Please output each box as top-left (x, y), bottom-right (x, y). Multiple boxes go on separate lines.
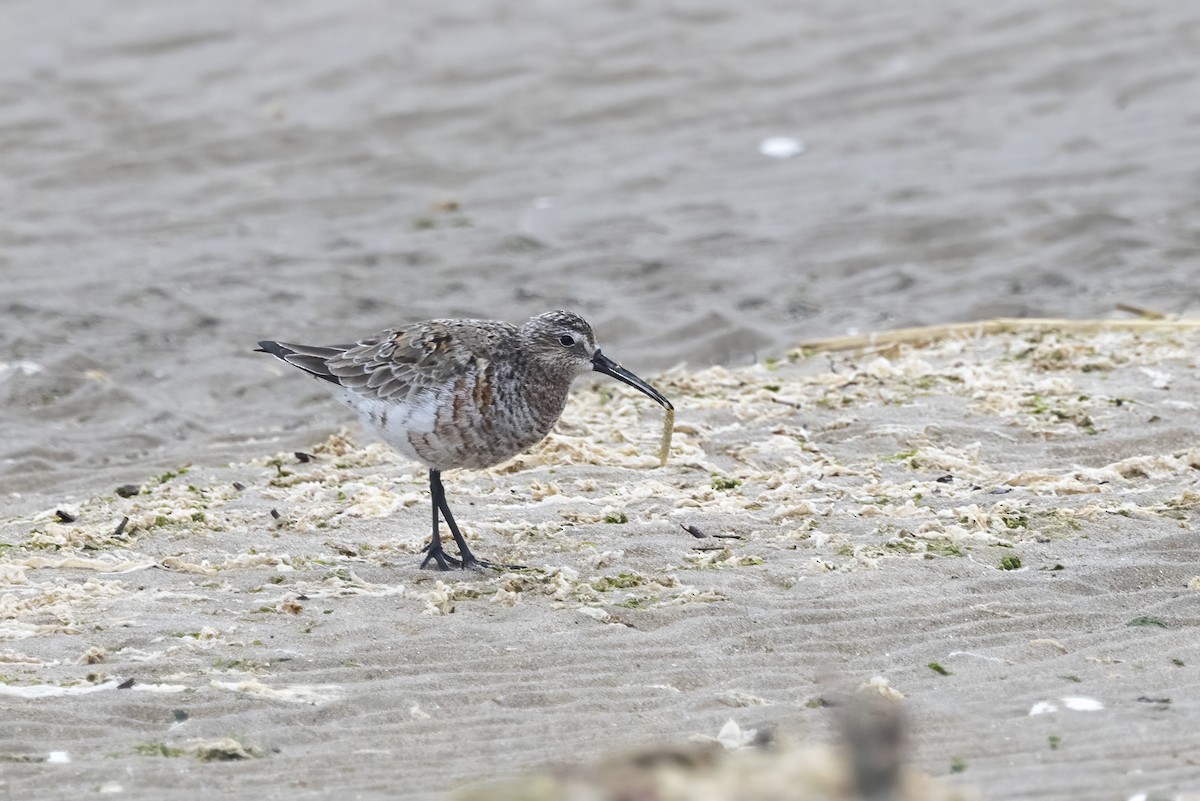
top-left (3, 324), bottom-right (1200, 800)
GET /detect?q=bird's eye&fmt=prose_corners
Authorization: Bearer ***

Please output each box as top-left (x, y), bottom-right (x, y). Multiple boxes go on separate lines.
top-left (558, 335), bottom-right (576, 347)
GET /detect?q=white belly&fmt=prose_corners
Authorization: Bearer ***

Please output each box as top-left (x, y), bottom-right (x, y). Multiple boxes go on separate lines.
top-left (326, 385), bottom-right (441, 466)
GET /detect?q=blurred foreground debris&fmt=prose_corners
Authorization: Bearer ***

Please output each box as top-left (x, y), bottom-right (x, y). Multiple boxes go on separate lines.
top-left (453, 693), bottom-right (974, 801)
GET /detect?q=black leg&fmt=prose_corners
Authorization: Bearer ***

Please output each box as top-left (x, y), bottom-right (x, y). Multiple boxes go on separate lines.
top-left (420, 469), bottom-right (459, 570)
top-left (431, 469), bottom-right (486, 569)
top-left (421, 469), bottom-right (522, 570)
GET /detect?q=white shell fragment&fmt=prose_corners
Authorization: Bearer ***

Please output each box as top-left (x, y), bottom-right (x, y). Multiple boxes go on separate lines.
top-left (758, 137), bottom-right (806, 158)
top-left (0, 680), bottom-right (120, 698)
top-left (0, 360), bottom-right (44, 382)
top-left (716, 718), bottom-right (758, 749)
top-left (1030, 696), bottom-right (1104, 715)
top-left (209, 678), bottom-right (343, 705)
top-left (1062, 696), bottom-right (1104, 711)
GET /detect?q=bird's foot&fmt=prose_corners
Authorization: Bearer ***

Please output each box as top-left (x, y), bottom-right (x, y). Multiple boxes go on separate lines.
top-left (420, 540), bottom-right (523, 571)
top-left (420, 545), bottom-right (461, 571)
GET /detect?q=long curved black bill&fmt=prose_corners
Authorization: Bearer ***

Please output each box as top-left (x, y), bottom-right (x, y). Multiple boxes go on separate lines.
top-left (592, 350), bottom-right (674, 411)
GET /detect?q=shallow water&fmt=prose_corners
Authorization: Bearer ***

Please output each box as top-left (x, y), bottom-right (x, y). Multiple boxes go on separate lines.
top-left (3, 0), bottom-right (1200, 497)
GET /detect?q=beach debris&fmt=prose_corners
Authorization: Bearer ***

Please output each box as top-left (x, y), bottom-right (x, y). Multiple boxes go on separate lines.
top-left (572, 605), bottom-right (636, 627)
top-left (0, 680), bottom-right (121, 698)
top-left (590, 572), bottom-right (644, 592)
top-left (1139, 366), bottom-right (1172, 389)
top-left (489, 588), bottom-right (520, 608)
top-left (660, 587), bottom-right (727, 605)
top-left (112, 516), bottom-right (129, 537)
top-left (115, 484), bottom-right (140, 498)
top-left (587, 549), bottom-right (623, 568)
top-left (325, 540), bottom-right (358, 557)
top-left (422, 581), bottom-right (457, 615)
top-left (191, 737), bottom-right (263, 761)
top-left (117, 678), bottom-right (135, 690)
top-left (927, 663), bottom-right (952, 676)
top-left (684, 547), bottom-right (762, 568)
top-left (713, 719), bottom-right (758, 750)
top-left (294, 451), bottom-right (315, 463)
top-left (209, 678), bottom-right (342, 705)
top-left (711, 475), bottom-right (742, 491)
top-left (281, 599), bottom-right (303, 615)
top-left (452, 728), bottom-right (976, 800)
top-left (716, 690), bottom-right (769, 708)
top-left (47, 751), bottom-right (70, 764)
top-left (1114, 303), bottom-right (1167, 320)
top-left (54, 510), bottom-right (76, 523)
top-left (1029, 696), bottom-right (1104, 715)
top-left (856, 676), bottom-right (905, 703)
top-left (682, 522), bottom-right (743, 541)
top-left (158, 552), bottom-right (291, 575)
top-left (133, 742), bottom-right (186, 758)
top-left (795, 316), bottom-right (1200, 354)
top-left (79, 646), bottom-right (107, 665)
top-left (1061, 697), bottom-right (1105, 712)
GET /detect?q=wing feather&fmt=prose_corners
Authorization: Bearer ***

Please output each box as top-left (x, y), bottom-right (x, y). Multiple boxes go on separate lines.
top-left (260, 320), bottom-right (516, 404)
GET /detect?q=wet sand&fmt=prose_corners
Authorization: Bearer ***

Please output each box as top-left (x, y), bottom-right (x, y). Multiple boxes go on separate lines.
top-left (4, 0), bottom-right (1200, 499)
top-left (3, 326), bottom-right (1200, 800)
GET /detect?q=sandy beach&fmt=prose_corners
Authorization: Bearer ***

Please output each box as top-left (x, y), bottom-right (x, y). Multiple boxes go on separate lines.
top-left (5, 1), bottom-right (1200, 798)
top-left (4, 324), bottom-right (1200, 800)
